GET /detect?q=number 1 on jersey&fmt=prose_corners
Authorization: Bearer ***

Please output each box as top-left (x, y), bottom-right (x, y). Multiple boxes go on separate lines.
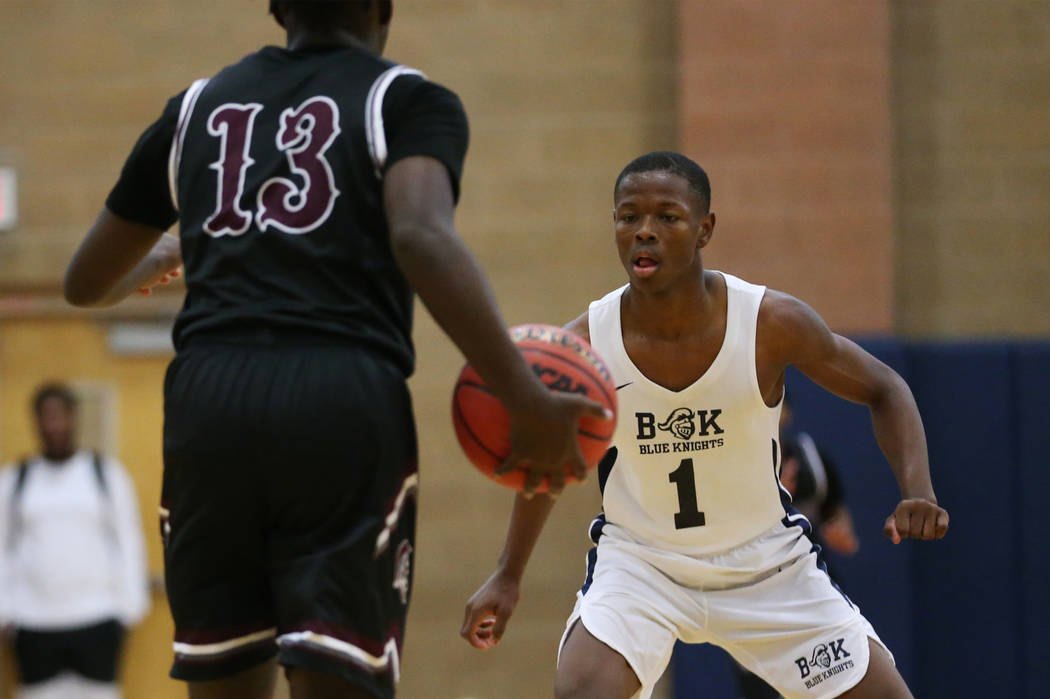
top-left (668, 458), bottom-right (706, 529)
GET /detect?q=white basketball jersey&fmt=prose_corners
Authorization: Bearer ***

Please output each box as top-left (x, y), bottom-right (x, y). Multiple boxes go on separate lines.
top-left (588, 272), bottom-right (789, 555)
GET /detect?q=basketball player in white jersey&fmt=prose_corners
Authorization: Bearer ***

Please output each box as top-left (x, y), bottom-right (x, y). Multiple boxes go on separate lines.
top-left (460, 152), bottom-right (948, 699)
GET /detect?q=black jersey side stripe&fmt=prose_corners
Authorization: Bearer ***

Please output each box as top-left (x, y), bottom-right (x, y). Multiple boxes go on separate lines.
top-left (364, 66), bottom-right (425, 178)
top-left (167, 77), bottom-right (211, 211)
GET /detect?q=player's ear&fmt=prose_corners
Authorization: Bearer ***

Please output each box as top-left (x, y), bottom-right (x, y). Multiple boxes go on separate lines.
top-left (697, 211), bottom-right (715, 249)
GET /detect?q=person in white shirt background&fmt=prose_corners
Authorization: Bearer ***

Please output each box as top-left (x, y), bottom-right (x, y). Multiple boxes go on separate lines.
top-left (0, 383), bottom-right (149, 699)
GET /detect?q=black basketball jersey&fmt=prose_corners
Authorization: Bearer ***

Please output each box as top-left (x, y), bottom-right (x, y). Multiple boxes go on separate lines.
top-left (106, 45), bottom-right (470, 377)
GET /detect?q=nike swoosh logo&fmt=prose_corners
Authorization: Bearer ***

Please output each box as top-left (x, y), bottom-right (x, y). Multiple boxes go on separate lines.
top-left (615, 382), bottom-right (633, 391)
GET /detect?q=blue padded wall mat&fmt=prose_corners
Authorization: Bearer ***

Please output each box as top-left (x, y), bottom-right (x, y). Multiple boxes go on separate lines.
top-left (1012, 343), bottom-right (1050, 699)
top-left (905, 343), bottom-right (1018, 699)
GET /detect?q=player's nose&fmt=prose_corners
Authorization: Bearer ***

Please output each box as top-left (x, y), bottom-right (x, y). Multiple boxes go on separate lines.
top-left (635, 216), bottom-right (657, 240)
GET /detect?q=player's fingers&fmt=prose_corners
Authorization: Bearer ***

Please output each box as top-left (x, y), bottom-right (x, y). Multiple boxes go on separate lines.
top-left (491, 610), bottom-right (511, 645)
top-left (920, 511), bottom-right (937, 540)
top-left (935, 509), bottom-right (950, 539)
top-left (521, 466), bottom-right (545, 499)
top-left (464, 617), bottom-right (497, 649)
top-left (494, 454), bottom-right (519, 477)
top-left (577, 396), bottom-right (614, 421)
top-left (169, 268), bottom-right (181, 278)
top-left (566, 436), bottom-right (589, 481)
top-left (897, 507), bottom-right (914, 539)
top-left (460, 604), bottom-right (491, 638)
top-left (882, 514), bottom-right (901, 545)
top-left (546, 465), bottom-right (566, 499)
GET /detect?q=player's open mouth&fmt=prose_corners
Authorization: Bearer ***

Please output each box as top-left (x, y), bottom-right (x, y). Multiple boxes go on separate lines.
top-left (632, 253), bottom-right (659, 277)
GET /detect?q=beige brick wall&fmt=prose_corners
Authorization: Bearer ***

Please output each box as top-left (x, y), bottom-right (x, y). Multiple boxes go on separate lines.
top-left (678, 0), bottom-right (895, 334)
top-left (891, 0), bottom-right (1050, 337)
top-left (3, 0), bottom-right (1045, 696)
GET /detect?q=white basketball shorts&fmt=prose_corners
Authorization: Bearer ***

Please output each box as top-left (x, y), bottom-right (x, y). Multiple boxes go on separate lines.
top-left (557, 520), bottom-right (891, 699)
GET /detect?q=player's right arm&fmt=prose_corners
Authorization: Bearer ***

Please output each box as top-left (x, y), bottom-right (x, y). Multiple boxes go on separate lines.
top-left (460, 492), bottom-right (556, 649)
top-left (384, 160), bottom-right (606, 496)
top-left (381, 82), bottom-right (606, 496)
top-left (759, 290), bottom-right (948, 543)
top-left (459, 312), bottom-right (591, 649)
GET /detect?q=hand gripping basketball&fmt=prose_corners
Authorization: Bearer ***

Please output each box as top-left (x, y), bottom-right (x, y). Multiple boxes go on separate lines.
top-left (452, 324), bottom-right (618, 494)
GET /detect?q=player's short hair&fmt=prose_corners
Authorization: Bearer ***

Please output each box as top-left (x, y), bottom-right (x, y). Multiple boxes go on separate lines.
top-left (615, 151), bottom-right (712, 213)
top-left (270, 0), bottom-right (364, 30)
top-left (32, 382), bottom-right (78, 415)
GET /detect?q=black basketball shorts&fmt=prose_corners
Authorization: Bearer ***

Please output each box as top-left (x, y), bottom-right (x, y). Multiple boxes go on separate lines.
top-left (14, 619), bottom-right (125, 685)
top-left (161, 340), bottom-right (418, 698)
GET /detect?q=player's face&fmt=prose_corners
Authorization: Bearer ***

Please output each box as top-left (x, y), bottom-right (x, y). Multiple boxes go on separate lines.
top-left (613, 171), bottom-right (714, 292)
top-left (36, 397), bottom-right (77, 460)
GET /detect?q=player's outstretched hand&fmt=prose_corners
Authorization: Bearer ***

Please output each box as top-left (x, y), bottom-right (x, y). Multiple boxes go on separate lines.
top-left (883, 498), bottom-right (949, 544)
top-left (498, 391), bottom-right (611, 498)
top-left (461, 569), bottom-right (520, 650)
top-left (137, 233), bottom-right (183, 295)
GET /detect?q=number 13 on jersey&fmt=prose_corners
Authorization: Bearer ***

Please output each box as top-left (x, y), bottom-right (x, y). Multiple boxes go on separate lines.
top-left (204, 96), bottom-right (342, 238)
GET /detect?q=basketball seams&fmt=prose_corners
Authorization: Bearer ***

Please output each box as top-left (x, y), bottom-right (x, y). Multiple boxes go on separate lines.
top-left (452, 381), bottom-right (503, 468)
top-left (516, 345), bottom-right (617, 409)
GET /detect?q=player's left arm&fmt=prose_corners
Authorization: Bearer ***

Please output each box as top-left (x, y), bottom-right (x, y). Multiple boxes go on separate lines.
top-left (64, 213), bottom-right (181, 308)
top-left (65, 93), bottom-right (184, 308)
top-left (760, 291), bottom-right (948, 543)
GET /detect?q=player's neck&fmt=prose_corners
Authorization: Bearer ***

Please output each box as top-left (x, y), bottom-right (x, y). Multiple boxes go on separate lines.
top-left (41, 447), bottom-right (75, 463)
top-left (286, 29), bottom-right (378, 54)
top-left (623, 269), bottom-right (721, 340)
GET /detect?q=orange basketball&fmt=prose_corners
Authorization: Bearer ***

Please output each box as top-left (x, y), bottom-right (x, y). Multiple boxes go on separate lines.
top-left (452, 324), bottom-right (618, 492)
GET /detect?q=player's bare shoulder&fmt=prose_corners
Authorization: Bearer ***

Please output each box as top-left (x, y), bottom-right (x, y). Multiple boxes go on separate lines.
top-left (564, 311), bottom-right (591, 345)
top-left (756, 288), bottom-right (836, 369)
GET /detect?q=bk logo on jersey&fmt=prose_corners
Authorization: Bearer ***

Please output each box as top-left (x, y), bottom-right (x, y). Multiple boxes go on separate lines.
top-left (636, 408), bottom-right (723, 440)
top-left (794, 638), bottom-right (854, 688)
top-left (634, 408), bottom-right (725, 456)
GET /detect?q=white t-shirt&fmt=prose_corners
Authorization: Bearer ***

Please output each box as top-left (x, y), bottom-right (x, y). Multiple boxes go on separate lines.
top-left (0, 451), bottom-right (150, 630)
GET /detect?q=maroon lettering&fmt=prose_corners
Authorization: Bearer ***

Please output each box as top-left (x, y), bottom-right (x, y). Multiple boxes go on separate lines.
top-left (256, 96), bottom-right (342, 234)
top-left (204, 103), bottom-right (263, 236)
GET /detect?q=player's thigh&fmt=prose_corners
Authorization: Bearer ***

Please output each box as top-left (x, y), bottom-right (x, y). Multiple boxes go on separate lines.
top-left (187, 658), bottom-right (278, 699)
top-left (556, 538), bottom-right (683, 698)
top-left (707, 543), bottom-right (899, 699)
top-left (262, 346), bottom-right (417, 697)
top-left (163, 347), bottom-right (284, 680)
top-left (837, 639), bottom-right (912, 699)
top-left (556, 619), bottom-right (641, 699)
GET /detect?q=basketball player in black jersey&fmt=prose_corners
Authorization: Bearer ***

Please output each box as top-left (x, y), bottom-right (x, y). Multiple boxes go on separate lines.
top-left (64, 2), bottom-right (605, 697)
